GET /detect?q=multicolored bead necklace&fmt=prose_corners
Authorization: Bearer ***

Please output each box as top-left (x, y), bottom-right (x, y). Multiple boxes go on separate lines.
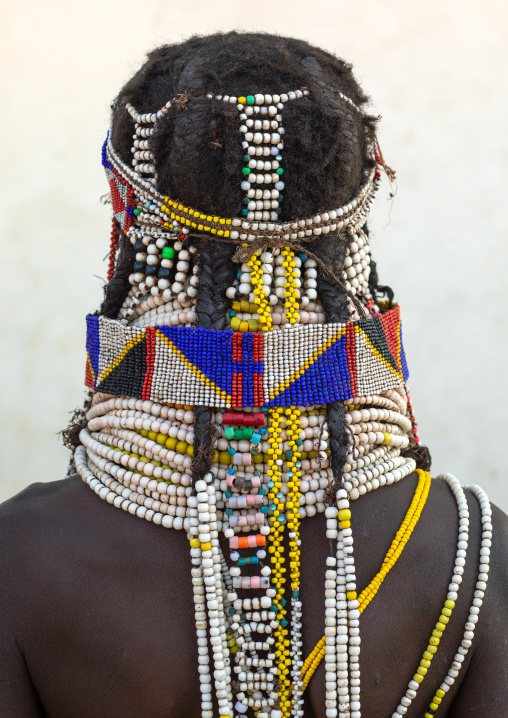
top-left (72, 84), bottom-right (493, 718)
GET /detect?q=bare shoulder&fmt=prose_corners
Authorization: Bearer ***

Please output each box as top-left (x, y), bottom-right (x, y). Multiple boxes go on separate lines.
top-left (0, 476), bottom-right (90, 556)
top-left (0, 474), bottom-right (191, 597)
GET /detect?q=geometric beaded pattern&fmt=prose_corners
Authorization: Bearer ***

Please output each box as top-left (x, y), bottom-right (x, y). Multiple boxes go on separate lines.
top-left (102, 135), bottom-right (136, 232)
top-left (85, 305), bottom-right (408, 408)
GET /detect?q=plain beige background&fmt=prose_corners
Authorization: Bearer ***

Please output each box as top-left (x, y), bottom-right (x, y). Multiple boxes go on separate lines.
top-left (1, 0), bottom-right (507, 509)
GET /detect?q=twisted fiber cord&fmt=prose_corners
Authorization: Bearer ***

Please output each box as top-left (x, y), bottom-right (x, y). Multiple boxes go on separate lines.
top-left (300, 469), bottom-right (431, 690)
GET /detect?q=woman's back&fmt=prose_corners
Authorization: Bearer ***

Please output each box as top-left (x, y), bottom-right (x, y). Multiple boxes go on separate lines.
top-left (1, 471), bottom-right (506, 717)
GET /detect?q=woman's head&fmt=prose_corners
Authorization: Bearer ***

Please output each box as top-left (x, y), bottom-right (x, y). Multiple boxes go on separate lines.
top-left (110, 31), bottom-right (377, 221)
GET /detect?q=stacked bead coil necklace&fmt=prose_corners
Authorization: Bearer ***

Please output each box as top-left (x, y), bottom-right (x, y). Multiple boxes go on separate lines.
top-left (72, 82), bottom-right (491, 718)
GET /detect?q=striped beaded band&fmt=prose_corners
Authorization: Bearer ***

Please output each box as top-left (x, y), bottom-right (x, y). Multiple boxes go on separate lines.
top-left (104, 133), bottom-right (379, 242)
top-left (85, 305), bottom-right (408, 408)
top-left (104, 82), bottom-right (380, 248)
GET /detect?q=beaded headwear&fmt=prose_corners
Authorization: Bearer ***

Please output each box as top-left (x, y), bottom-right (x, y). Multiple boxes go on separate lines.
top-left (103, 85), bottom-right (381, 294)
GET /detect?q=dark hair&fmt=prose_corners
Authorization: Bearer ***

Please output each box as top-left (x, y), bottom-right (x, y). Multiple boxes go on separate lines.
top-left (97, 31), bottom-right (427, 487)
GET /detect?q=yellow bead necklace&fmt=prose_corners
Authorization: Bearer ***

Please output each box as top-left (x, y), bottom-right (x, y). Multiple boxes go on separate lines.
top-left (300, 469), bottom-right (431, 690)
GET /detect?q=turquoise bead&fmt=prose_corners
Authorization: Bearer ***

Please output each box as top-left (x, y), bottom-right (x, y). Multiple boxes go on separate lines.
top-left (246, 95), bottom-right (255, 105)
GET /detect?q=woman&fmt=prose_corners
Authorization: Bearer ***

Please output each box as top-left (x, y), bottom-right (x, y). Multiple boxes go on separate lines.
top-left (1, 31), bottom-right (506, 718)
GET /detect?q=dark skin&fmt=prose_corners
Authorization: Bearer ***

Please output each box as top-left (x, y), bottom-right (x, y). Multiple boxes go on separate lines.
top-left (0, 471), bottom-right (507, 718)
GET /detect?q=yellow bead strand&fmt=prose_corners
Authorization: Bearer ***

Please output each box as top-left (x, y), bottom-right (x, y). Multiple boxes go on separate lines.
top-left (414, 598), bottom-right (455, 706)
top-left (300, 470), bottom-right (432, 691)
top-left (267, 407), bottom-right (291, 714)
top-left (247, 250), bottom-right (272, 331)
top-left (281, 246), bottom-right (300, 324)
top-left (285, 407), bottom-right (302, 590)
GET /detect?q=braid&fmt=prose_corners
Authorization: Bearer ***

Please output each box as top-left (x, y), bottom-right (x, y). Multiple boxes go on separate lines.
top-left (368, 256), bottom-right (395, 309)
top-left (312, 236), bottom-right (351, 501)
top-left (192, 241), bottom-right (237, 488)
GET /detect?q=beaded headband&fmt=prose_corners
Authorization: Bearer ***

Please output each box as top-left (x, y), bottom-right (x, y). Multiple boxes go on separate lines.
top-left (104, 85), bottom-right (381, 253)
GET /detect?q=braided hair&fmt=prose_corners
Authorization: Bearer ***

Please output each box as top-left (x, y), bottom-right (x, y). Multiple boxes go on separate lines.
top-left (99, 31), bottom-right (423, 487)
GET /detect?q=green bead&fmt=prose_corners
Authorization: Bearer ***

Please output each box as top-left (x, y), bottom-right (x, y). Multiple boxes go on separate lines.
top-left (276, 168), bottom-right (284, 175)
top-left (162, 246), bottom-right (175, 259)
top-left (243, 154), bottom-right (250, 161)
top-left (243, 427), bottom-right (253, 439)
top-left (234, 428), bottom-right (244, 440)
top-left (224, 427), bottom-right (235, 440)
top-left (246, 95), bottom-right (255, 105)
top-left (133, 208), bottom-right (141, 215)
top-left (242, 167), bottom-right (250, 175)
top-left (292, 590), bottom-right (299, 599)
